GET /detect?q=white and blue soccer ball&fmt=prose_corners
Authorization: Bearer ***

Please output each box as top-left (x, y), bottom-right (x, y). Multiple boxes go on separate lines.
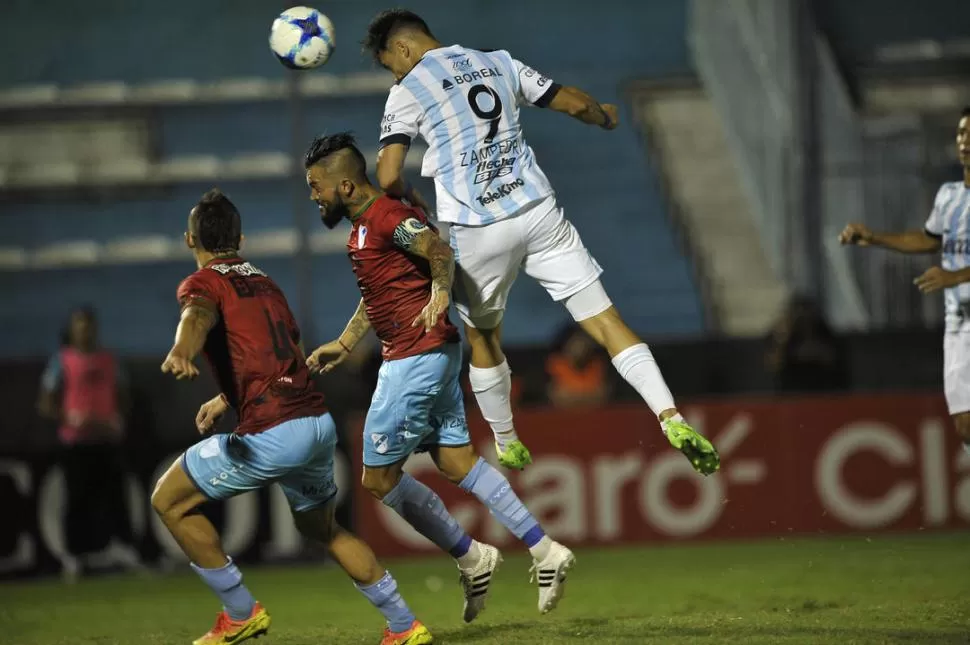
top-left (269, 6), bottom-right (336, 70)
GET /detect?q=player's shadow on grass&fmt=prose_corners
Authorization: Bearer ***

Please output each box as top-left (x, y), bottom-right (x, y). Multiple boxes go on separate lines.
top-left (440, 618), bottom-right (969, 644)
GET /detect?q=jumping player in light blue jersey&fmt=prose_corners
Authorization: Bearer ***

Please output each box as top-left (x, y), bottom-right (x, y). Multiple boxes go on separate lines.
top-left (841, 106), bottom-right (970, 453)
top-left (362, 9), bottom-right (719, 476)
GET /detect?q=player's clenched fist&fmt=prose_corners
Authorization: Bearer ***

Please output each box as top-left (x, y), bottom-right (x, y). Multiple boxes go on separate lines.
top-left (600, 104), bottom-right (620, 130)
top-left (161, 350), bottom-right (199, 380)
top-left (195, 394), bottom-right (229, 434)
top-left (839, 222), bottom-right (874, 246)
top-left (412, 289), bottom-right (450, 333)
top-left (306, 341), bottom-right (350, 374)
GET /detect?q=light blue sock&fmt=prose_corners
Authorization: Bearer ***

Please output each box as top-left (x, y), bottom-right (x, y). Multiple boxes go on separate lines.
top-left (460, 457), bottom-right (545, 547)
top-left (383, 473), bottom-right (472, 558)
top-left (356, 571), bottom-right (416, 633)
top-left (191, 558), bottom-right (256, 621)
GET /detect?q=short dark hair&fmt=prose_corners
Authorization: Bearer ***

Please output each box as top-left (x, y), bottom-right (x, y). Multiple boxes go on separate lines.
top-left (60, 305), bottom-right (96, 346)
top-left (362, 9), bottom-right (432, 64)
top-left (304, 131), bottom-right (367, 177)
top-left (191, 188), bottom-right (241, 253)
top-left (963, 105), bottom-right (970, 118)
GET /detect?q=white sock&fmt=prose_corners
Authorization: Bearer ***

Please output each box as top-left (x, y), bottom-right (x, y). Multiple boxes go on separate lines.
top-left (528, 535), bottom-right (553, 562)
top-left (456, 540), bottom-right (482, 569)
top-left (963, 441), bottom-right (970, 457)
top-left (468, 360), bottom-right (518, 448)
top-left (611, 344), bottom-right (676, 418)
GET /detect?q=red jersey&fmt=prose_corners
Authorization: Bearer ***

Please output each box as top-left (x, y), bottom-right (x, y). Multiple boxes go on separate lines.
top-left (176, 257), bottom-right (326, 435)
top-left (348, 195), bottom-right (459, 360)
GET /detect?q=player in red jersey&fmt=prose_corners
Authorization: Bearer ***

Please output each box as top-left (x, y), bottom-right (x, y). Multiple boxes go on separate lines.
top-left (151, 189), bottom-right (432, 645)
top-left (305, 133), bottom-right (575, 622)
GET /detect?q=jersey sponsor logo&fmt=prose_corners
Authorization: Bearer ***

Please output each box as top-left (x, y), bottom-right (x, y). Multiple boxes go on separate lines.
top-left (358, 225), bottom-right (368, 249)
top-left (475, 178), bottom-right (525, 206)
top-left (209, 261), bottom-right (267, 277)
top-left (473, 157), bottom-right (516, 184)
top-left (452, 57), bottom-right (473, 72)
top-left (452, 66), bottom-right (504, 86)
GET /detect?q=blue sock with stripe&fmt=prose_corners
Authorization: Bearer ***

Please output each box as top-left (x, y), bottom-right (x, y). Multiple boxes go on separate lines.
top-left (460, 458), bottom-right (552, 559)
top-left (355, 571), bottom-right (416, 633)
top-left (383, 473), bottom-right (472, 558)
top-left (191, 558), bottom-right (256, 621)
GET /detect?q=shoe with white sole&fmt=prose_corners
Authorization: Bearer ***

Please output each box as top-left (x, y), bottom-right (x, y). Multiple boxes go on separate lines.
top-left (457, 542), bottom-right (502, 623)
top-left (530, 542), bottom-right (575, 614)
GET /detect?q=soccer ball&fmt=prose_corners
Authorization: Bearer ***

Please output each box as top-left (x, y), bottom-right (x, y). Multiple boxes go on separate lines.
top-left (269, 6), bottom-right (336, 70)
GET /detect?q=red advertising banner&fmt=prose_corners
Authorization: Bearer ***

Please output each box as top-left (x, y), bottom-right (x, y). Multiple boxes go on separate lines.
top-left (350, 393), bottom-right (970, 557)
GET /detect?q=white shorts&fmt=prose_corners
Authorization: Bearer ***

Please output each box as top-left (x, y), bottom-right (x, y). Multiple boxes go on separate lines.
top-left (944, 332), bottom-right (970, 415)
top-left (449, 196), bottom-right (604, 328)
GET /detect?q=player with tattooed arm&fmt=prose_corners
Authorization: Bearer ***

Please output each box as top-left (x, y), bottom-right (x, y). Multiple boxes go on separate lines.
top-left (305, 133), bottom-right (575, 620)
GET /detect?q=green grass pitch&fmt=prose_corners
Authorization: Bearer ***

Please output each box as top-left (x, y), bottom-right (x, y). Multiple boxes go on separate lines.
top-left (3, 534), bottom-right (968, 644)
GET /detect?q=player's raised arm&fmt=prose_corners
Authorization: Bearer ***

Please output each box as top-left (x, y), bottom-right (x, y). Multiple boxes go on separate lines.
top-left (508, 55), bottom-right (618, 131)
top-left (839, 222), bottom-right (941, 254)
top-left (375, 82), bottom-right (434, 215)
top-left (162, 303), bottom-right (219, 380)
top-left (376, 144), bottom-right (434, 216)
top-left (547, 86), bottom-right (619, 131)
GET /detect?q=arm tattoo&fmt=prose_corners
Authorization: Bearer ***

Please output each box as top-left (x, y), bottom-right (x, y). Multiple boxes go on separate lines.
top-left (403, 227), bottom-right (455, 293)
top-left (392, 217), bottom-right (428, 250)
top-left (340, 299), bottom-right (371, 348)
top-left (428, 244), bottom-right (454, 293)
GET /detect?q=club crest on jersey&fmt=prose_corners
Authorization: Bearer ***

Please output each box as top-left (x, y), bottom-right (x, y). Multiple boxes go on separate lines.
top-left (358, 225), bottom-right (368, 249)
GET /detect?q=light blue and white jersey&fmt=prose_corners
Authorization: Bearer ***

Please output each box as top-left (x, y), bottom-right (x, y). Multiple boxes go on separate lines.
top-left (379, 45), bottom-right (560, 226)
top-left (925, 181), bottom-right (970, 331)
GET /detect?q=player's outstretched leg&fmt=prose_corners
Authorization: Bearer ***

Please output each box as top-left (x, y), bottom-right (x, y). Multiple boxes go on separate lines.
top-left (151, 458), bottom-right (270, 645)
top-left (564, 282), bottom-right (720, 476)
top-left (363, 463), bottom-right (501, 623)
top-left (464, 323), bottom-right (532, 470)
top-left (292, 504), bottom-right (432, 645)
top-left (432, 444), bottom-right (574, 614)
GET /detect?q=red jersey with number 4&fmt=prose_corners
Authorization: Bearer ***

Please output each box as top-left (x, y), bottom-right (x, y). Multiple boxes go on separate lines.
top-left (349, 195), bottom-right (459, 361)
top-left (176, 257), bottom-right (326, 435)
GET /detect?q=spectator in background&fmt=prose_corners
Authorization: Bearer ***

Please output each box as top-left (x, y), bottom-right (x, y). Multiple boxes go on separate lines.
top-left (546, 325), bottom-right (612, 408)
top-left (37, 305), bottom-right (142, 578)
top-left (765, 295), bottom-right (848, 393)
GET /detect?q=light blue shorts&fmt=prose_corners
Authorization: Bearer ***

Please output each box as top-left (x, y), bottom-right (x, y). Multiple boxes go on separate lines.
top-left (363, 342), bottom-right (471, 467)
top-left (182, 413), bottom-right (337, 513)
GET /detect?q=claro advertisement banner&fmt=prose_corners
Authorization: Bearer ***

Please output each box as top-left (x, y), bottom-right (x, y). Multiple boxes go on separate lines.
top-left (352, 393), bottom-right (970, 557)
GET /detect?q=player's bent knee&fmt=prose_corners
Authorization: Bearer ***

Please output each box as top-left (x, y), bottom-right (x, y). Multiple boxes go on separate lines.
top-left (433, 444), bottom-right (479, 483)
top-left (151, 457), bottom-right (205, 523)
top-left (953, 413), bottom-right (970, 441)
top-left (292, 504), bottom-right (337, 545)
top-left (361, 466), bottom-right (402, 500)
top-left (464, 323), bottom-right (505, 367)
